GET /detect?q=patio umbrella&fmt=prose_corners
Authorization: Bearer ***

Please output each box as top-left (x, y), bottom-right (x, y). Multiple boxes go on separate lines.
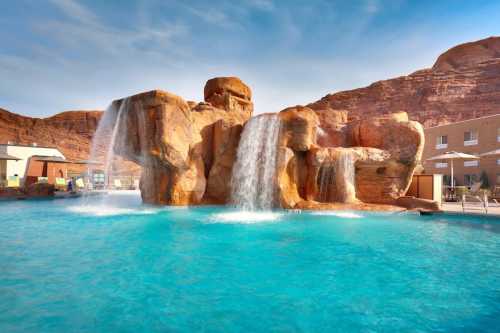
top-left (479, 149), bottom-right (500, 157)
top-left (426, 151), bottom-right (479, 188)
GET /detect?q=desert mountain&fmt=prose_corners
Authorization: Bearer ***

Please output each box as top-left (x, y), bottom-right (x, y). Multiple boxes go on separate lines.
top-left (1, 36), bottom-right (499, 163)
top-left (308, 36), bottom-right (500, 127)
top-left (0, 108), bottom-right (102, 161)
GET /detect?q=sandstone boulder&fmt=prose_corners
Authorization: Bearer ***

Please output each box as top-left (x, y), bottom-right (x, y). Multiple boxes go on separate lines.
top-left (278, 106), bottom-right (319, 151)
top-left (275, 110), bottom-right (424, 208)
top-left (276, 147), bottom-right (305, 209)
top-left (306, 146), bottom-right (389, 204)
top-left (345, 113), bottom-right (425, 204)
top-left (205, 119), bottom-right (244, 202)
top-left (315, 108), bottom-right (348, 148)
top-left (114, 77), bottom-right (253, 205)
top-left (204, 77), bottom-right (253, 116)
top-left (114, 90), bottom-right (193, 169)
top-left (396, 196), bottom-right (441, 212)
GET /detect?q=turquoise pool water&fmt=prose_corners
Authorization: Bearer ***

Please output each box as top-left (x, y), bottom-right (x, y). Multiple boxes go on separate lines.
top-left (1, 193), bottom-right (499, 332)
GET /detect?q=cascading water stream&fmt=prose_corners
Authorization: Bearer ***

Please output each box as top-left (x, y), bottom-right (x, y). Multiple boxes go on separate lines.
top-left (318, 165), bottom-right (335, 202)
top-left (85, 98), bottom-right (130, 193)
top-left (336, 149), bottom-right (356, 202)
top-left (317, 149), bottom-right (356, 203)
top-left (103, 99), bottom-right (128, 188)
top-left (230, 114), bottom-right (281, 210)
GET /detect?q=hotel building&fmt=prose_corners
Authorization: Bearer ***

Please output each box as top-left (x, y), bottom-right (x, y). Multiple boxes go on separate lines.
top-left (0, 143), bottom-right (68, 186)
top-left (422, 114), bottom-right (500, 187)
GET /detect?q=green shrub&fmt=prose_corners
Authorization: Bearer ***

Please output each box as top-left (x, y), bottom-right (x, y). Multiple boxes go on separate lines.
top-left (479, 171), bottom-right (490, 189)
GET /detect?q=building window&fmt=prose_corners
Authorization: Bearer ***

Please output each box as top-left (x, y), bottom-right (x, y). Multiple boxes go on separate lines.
top-left (464, 160), bottom-right (479, 167)
top-left (435, 162), bottom-right (448, 168)
top-left (464, 130), bottom-right (478, 146)
top-left (464, 174), bottom-right (478, 187)
top-left (497, 159), bottom-right (500, 166)
top-left (93, 173), bottom-right (105, 185)
top-left (436, 135), bottom-right (448, 149)
top-left (497, 128), bottom-right (500, 142)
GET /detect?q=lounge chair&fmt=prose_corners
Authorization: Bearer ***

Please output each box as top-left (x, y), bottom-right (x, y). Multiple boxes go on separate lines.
top-left (55, 177), bottom-right (66, 190)
top-left (469, 182), bottom-right (482, 195)
top-left (489, 186), bottom-right (500, 207)
top-left (37, 177), bottom-right (48, 184)
top-left (7, 176), bottom-right (20, 188)
top-left (113, 179), bottom-right (122, 190)
top-left (75, 178), bottom-right (85, 189)
top-left (491, 186), bottom-right (500, 200)
top-left (461, 193), bottom-right (488, 214)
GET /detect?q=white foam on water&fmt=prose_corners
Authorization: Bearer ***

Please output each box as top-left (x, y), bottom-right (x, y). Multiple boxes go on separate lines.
top-left (310, 211), bottom-right (363, 219)
top-left (209, 211), bottom-right (283, 224)
top-left (105, 190), bottom-right (141, 196)
top-left (67, 205), bottom-right (158, 217)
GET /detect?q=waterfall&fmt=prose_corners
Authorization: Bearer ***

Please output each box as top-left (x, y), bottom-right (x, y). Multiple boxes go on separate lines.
top-left (87, 98), bottom-right (130, 189)
top-left (335, 150), bottom-right (356, 203)
top-left (317, 149), bottom-right (356, 203)
top-left (103, 99), bottom-right (128, 187)
top-left (230, 114), bottom-right (281, 210)
top-left (318, 165), bottom-right (335, 202)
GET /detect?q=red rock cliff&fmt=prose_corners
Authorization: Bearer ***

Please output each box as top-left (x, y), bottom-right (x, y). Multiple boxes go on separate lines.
top-left (0, 108), bottom-right (102, 161)
top-left (308, 36), bottom-right (500, 127)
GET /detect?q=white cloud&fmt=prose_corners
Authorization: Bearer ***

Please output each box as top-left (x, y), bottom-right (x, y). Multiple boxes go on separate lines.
top-left (42, 1), bottom-right (189, 57)
top-left (246, 0), bottom-right (275, 11)
top-left (364, 0), bottom-right (379, 14)
top-left (186, 6), bottom-right (232, 26)
top-left (0, 0), bottom-right (196, 116)
top-left (48, 0), bottom-right (100, 25)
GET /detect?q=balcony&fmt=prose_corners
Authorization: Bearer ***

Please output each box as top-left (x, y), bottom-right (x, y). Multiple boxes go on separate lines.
top-left (464, 160), bottom-right (479, 167)
top-left (435, 162), bottom-right (448, 169)
top-left (464, 139), bottom-right (478, 146)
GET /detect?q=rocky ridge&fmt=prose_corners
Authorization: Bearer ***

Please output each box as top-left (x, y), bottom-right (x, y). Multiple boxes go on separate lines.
top-left (308, 36), bottom-right (500, 127)
top-left (0, 107), bottom-right (102, 161)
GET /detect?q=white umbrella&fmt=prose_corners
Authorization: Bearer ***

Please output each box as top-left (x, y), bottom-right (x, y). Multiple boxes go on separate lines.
top-left (480, 149), bottom-right (500, 157)
top-left (426, 151), bottom-right (479, 188)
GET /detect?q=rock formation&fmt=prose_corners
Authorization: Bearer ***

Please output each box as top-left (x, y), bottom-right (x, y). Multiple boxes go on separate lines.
top-left (112, 77), bottom-right (253, 205)
top-left (308, 36), bottom-right (500, 127)
top-left (275, 108), bottom-right (424, 209)
top-left (108, 77), bottom-right (424, 208)
top-left (0, 108), bottom-right (102, 161)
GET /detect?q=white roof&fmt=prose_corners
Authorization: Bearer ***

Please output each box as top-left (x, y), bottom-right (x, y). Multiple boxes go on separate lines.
top-left (480, 149), bottom-right (500, 157)
top-left (426, 151), bottom-right (479, 161)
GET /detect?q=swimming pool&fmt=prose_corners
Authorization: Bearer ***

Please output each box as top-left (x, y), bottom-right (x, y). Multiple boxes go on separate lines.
top-left (1, 193), bottom-right (499, 332)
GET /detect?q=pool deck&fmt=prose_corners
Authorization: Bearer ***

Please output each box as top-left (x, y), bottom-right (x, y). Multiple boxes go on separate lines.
top-left (441, 202), bottom-right (500, 217)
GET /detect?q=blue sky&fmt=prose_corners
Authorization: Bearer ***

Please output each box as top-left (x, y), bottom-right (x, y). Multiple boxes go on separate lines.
top-left (1, 0), bottom-right (499, 117)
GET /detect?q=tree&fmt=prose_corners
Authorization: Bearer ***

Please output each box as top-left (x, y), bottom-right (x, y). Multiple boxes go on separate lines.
top-left (479, 170), bottom-right (490, 189)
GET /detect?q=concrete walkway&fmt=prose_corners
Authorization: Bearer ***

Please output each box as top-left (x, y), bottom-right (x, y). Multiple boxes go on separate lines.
top-left (442, 202), bottom-right (500, 216)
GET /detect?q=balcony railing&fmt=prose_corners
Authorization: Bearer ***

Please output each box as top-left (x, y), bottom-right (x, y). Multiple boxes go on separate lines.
top-left (435, 162), bottom-right (448, 168)
top-left (464, 139), bottom-right (478, 146)
top-left (464, 160), bottom-right (479, 167)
